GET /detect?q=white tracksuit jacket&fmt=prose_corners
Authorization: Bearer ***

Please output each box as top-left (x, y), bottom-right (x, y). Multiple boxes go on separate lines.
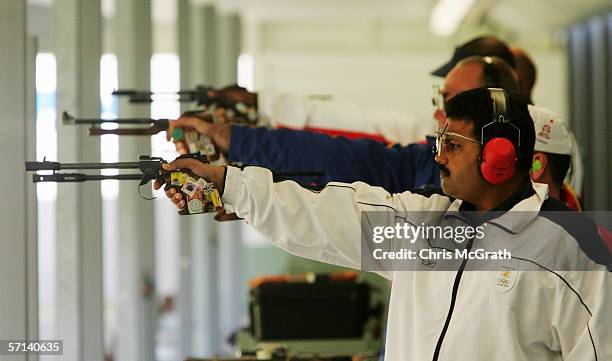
top-left (221, 166), bottom-right (611, 361)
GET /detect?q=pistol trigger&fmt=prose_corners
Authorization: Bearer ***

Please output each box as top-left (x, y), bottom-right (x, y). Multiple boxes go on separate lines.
top-left (158, 174), bottom-right (171, 191)
top-left (138, 183), bottom-right (156, 200)
top-left (137, 175), bottom-right (156, 200)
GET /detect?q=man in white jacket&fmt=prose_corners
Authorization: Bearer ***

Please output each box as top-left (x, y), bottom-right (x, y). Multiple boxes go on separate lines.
top-left (156, 88), bottom-right (611, 360)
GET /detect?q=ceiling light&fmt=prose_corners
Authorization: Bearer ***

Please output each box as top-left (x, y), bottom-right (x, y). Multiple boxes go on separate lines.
top-left (430, 0), bottom-right (477, 36)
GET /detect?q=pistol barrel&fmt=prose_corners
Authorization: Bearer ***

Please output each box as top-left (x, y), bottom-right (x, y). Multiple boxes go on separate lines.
top-left (26, 161), bottom-right (142, 171)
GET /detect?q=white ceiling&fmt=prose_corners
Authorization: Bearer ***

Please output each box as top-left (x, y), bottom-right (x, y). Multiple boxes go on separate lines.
top-left (490, 0), bottom-right (610, 32)
top-left (28, 0), bottom-right (612, 45)
top-left (223, 0), bottom-right (610, 46)
top-left (27, 0), bottom-right (52, 6)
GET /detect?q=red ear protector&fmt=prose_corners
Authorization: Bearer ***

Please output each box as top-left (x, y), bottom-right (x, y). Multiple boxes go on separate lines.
top-left (479, 88), bottom-right (521, 185)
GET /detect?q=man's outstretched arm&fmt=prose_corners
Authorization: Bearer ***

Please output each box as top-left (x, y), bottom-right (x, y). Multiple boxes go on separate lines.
top-left (156, 158), bottom-right (451, 280)
top-left (170, 117), bottom-right (439, 192)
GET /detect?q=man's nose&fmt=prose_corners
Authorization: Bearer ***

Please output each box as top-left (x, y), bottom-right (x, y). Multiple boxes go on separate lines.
top-left (434, 150), bottom-right (447, 164)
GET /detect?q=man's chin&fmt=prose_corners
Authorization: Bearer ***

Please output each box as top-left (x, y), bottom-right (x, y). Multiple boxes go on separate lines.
top-left (440, 178), bottom-right (456, 197)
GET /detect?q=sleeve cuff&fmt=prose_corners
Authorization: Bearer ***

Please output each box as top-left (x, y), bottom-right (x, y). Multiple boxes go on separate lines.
top-left (221, 166), bottom-right (244, 207)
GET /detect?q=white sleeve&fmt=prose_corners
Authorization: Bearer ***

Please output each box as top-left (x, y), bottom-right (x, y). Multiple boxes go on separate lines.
top-left (257, 90), bottom-right (428, 145)
top-left (257, 91), bottom-right (313, 129)
top-left (222, 166), bottom-right (450, 280)
top-left (552, 270), bottom-right (612, 361)
top-left (306, 101), bottom-right (428, 145)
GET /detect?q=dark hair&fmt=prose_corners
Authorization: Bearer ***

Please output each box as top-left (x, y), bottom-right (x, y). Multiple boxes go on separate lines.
top-left (481, 57), bottom-right (521, 92)
top-left (445, 87), bottom-right (535, 172)
top-left (510, 46), bottom-right (537, 104)
top-left (546, 153), bottom-right (571, 186)
top-left (431, 35), bottom-right (515, 77)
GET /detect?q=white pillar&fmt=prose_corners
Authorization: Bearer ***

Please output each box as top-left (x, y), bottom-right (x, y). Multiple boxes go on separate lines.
top-left (53, 0), bottom-right (103, 360)
top-left (217, 222), bottom-right (246, 354)
top-left (177, 0), bottom-right (194, 356)
top-left (0, 2), bottom-right (37, 361)
top-left (190, 217), bottom-right (222, 356)
top-left (178, 1), bottom-right (222, 357)
top-left (213, 10), bottom-right (245, 354)
top-left (191, 4), bottom-right (217, 86)
top-left (177, 4), bottom-right (244, 357)
top-left (214, 11), bottom-right (241, 87)
top-left (178, 0), bottom-right (192, 93)
top-left (114, 1), bottom-right (156, 361)
top-left (241, 16), bottom-right (261, 89)
top-left (26, 35), bottom-right (40, 361)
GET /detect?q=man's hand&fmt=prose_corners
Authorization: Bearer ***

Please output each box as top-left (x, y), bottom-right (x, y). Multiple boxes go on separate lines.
top-left (168, 115), bottom-right (232, 154)
top-left (209, 85), bottom-right (257, 108)
top-left (153, 158), bottom-right (226, 210)
top-left (214, 209), bottom-right (241, 222)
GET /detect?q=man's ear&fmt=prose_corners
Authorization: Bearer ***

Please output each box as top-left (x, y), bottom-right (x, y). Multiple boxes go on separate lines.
top-left (530, 152), bottom-right (547, 181)
top-left (433, 109), bottom-right (446, 130)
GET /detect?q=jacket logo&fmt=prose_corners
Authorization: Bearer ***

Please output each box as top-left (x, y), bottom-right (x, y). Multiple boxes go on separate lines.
top-left (495, 266), bottom-right (517, 292)
top-left (421, 259), bottom-right (437, 268)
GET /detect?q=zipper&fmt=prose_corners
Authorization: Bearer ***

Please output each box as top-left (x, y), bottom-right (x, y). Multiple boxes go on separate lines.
top-left (431, 235), bottom-right (475, 361)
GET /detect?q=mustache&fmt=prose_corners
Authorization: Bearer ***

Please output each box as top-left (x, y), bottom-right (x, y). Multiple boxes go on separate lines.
top-left (438, 164), bottom-right (450, 176)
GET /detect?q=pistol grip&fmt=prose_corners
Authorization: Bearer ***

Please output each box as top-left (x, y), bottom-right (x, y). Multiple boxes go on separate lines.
top-left (167, 169), bottom-right (222, 216)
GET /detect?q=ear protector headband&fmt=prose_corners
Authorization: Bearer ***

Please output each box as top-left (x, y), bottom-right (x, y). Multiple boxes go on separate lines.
top-left (479, 88), bottom-right (521, 185)
top-left (482, 57), bottom-right (502, 88)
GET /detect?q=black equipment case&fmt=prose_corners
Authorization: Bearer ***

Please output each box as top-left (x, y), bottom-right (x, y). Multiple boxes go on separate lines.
top-left (249, 275), bottom-right (371, 340)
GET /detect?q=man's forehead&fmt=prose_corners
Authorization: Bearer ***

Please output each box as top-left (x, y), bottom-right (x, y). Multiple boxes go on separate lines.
top-left (444, 118), bottom-right (474, 136)
top-left (443, 63), bottom-right (483, 95)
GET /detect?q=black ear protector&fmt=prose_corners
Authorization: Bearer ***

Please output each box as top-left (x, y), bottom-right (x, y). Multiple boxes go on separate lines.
top-left (479, 88), bottom-right (521, 185)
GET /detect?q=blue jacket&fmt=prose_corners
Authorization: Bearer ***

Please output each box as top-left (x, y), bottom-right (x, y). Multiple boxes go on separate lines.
top-left (228, 125), bottom-right (440, 192)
